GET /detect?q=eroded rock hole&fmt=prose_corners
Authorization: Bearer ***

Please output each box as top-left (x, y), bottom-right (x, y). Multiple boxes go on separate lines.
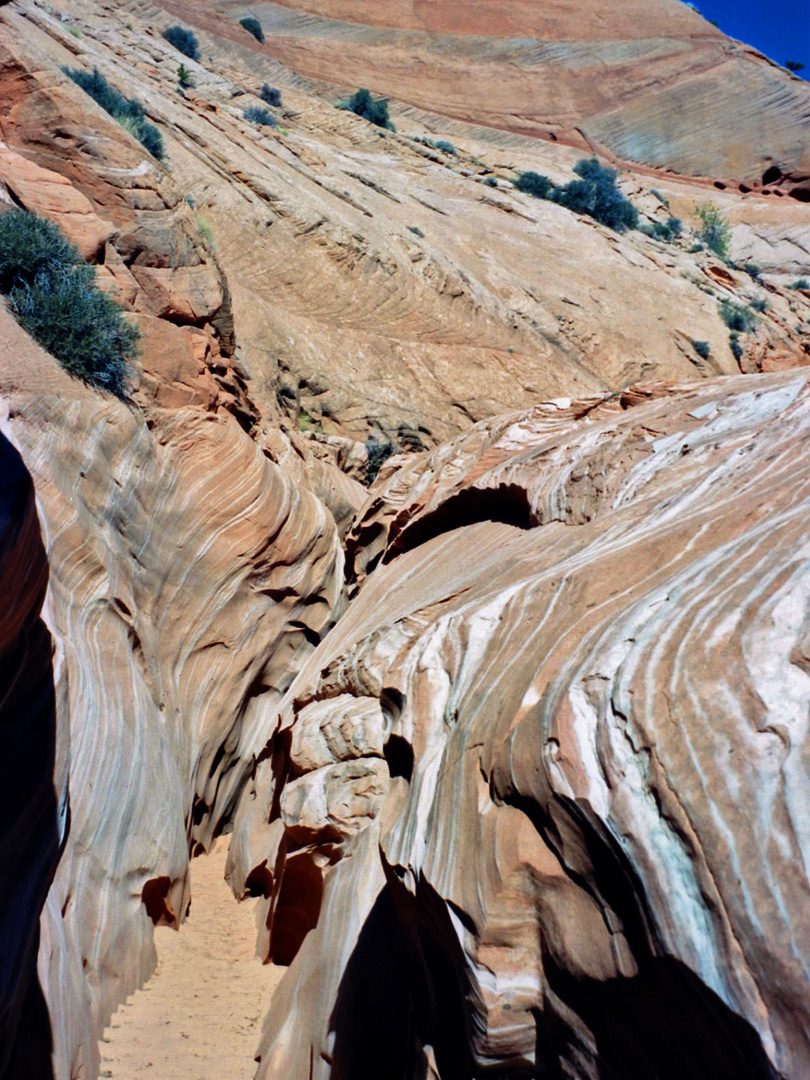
top-left (244, 859), bottom-right (273, 900)
top-left (141, 876), bottom-right (175, 927)
top-left (383, 483), bottom-right (536, 563)
top-left (383, 735), bottom-right (414, 781)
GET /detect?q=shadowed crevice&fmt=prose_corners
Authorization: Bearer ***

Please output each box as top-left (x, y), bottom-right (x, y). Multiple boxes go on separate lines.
top-left (0, 434), bottom-right (63, 1080)
top-left (381, 483), bottom-right (536, 565)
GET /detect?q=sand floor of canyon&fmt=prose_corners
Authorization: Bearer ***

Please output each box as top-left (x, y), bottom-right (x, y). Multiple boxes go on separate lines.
top-left (101, 841), bottom-right (283, 1080)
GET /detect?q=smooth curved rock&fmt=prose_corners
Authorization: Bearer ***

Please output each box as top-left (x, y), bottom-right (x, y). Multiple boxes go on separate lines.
top-left (0, 306), bottom-right (344, 1079)
top-left (241, 370), bottom-right (810, 1079)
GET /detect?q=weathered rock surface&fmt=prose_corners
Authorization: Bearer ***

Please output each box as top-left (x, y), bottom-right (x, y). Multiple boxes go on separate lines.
top-left (236, 370), bottom-right (810, 1079)
top-left (4, 0), bottom-right (806, 456)
top-left (1, 0), bottom-right (810, 1077)
top-left (207, 0), bottom-right (810, 194)
top-left (0, 305), bottom-right (344, 1079)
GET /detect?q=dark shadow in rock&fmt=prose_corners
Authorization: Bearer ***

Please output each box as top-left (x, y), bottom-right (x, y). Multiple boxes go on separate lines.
top-left (545, 955), bottom-right (778, 1080)
top-left (329, 873), bottom-right (475, 1080)
top-left (0, 434), bottom-right (64, 1080)
top-left (525, 793), bottom-right (779, 1080)
top-left (382, 483), bottom-right (536, 565)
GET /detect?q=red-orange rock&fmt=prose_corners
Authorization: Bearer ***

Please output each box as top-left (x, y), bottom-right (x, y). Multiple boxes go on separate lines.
top-left (207, 0), bottom-right (810, 189)
top-left (0, 142), bottom-right (113, 259)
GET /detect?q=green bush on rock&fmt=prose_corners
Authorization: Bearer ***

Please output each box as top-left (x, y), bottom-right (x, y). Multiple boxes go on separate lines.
top-left (63, 66), bottom-right (164, 160)
top-left (239, 16), bottom-right (264, 42)
top-left (513, 159), bottom-right (638, 233)
top-left (340, 88), bottom-right (393, 129)
top-left (0, 209), bottom-right (139, 397)
top-left (162, 25), bottom-right (200, 61)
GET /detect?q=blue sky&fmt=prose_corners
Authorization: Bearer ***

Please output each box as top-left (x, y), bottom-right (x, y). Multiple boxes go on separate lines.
top-left (692, 0), bottom-right (810, 73)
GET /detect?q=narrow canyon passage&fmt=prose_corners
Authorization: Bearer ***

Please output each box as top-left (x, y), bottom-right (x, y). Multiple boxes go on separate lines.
top-left (101, 841), bottom-right (284, 1080)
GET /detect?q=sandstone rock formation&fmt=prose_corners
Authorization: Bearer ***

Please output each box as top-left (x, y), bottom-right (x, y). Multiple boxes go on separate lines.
top-left (207, 0), bottom-right (810, 196)
top-left (0, 0), bottom-right (809, 1077)
top-left (236, 371), bottom-right (810, 1079)
top-left (4, 0), bottom-right (806, 456)
top-left (0, 304), bottom-right (344, 1078)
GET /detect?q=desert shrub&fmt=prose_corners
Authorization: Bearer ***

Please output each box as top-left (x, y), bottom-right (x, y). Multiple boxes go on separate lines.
top-left (751, 297), bottom-right (769, 312)
top-left (135, 121), bottom-right (164, 159)
top-left (664, 216), bottom-right (683, 238)
top-left (239, 16), bottom-right (264, 42)
top-left (641, 216), bottom-right (682, 241)
top-left (742, 262), bottom-right (761, 281)
top-left (243, 106), bottom-right (276, 127)
top-left (651, 188), bottom-right (670, 208)
top-left (551, 158), bottom-right (639, 232)
top-left (729, 335), bottom-right (743, 361)
top-left (483, 176), bottom-right (498, 187)
top-left (691, 339), bottom-right (711, 359)
top-left (195, 215), bottom-right (215, 248)
top-left (177, 63), bottom-right (196, 89)
top-left (792, 278), bottom-right (809, 290)
top-left (696, 203), bottom-right (731, 259)
top-left (260, 83), bottom-right (282, 107)
top-left (719, 298), bottom-right (758, 333)
top-left (162, 25), bottom-right (200, 60)
top-left (513, 171), bottom-right (553, 199)
top-left (64, 66), bottom-right (164, 160)
top-left (414, 136), bottom-right (456, 155)
top-left (365, 438), bottom-right (395, 483)
top-left (0, 209), bottom-right (80, 291)
top-left (297, 408), bottom-right (322, 433)
top-left (341, 88), bottom-right (392, 129)
top-left (407, 225), bottom-right (424, 238)
top-left (0, 209), bottom-right (138, 396)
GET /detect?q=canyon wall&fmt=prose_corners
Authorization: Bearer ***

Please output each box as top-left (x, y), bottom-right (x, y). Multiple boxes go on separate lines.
top-left (0, 0), bottom-right (809, 1077)
top-left (236, 372), bottom-right (810, 1079)
top-left (0, 304), bottom-right (345, 1078)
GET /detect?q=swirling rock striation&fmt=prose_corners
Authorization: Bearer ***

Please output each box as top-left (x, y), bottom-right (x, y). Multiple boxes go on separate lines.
top-left (0, 306), bottom-right (345, 1079)
top-left (238, 370), bottom-right (810, 1079)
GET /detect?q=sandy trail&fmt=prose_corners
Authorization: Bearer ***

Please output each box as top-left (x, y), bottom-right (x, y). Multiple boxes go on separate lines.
top-left (101, 840), bottom-right (284, 1080)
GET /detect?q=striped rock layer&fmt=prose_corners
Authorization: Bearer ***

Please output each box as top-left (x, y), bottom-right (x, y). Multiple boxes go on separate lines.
top-left (238, 370), bottom-right (810, 1080)
top-left (203, 0), bottom-right (810, 195)
top-left (0, 308), bottom-right (345, 1080)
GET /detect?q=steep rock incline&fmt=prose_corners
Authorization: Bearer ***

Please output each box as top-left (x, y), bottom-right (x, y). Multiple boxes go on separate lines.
top-left (7, 0), bottom-right (807, 456)
top-left (0, 429), bottom-right (65, 1079)
top-left (206, 0), bottom-right (810, 194)
top-left (236, 370), bottom-right (810, 1079)
top-left (0, 306), bottom-right (344, 1080)
top-left (0, 27), bottom-right (245, 417)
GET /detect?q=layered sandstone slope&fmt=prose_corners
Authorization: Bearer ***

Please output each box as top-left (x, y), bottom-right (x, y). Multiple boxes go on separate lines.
top-left (235, 370), bottom-right (810, 1079)
top-left (204, 0), bottom-right (810, 194)
top-left (0, 305), bottom-right (345, 1079)
top-left (4, 0), bottom-right (808, 458)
